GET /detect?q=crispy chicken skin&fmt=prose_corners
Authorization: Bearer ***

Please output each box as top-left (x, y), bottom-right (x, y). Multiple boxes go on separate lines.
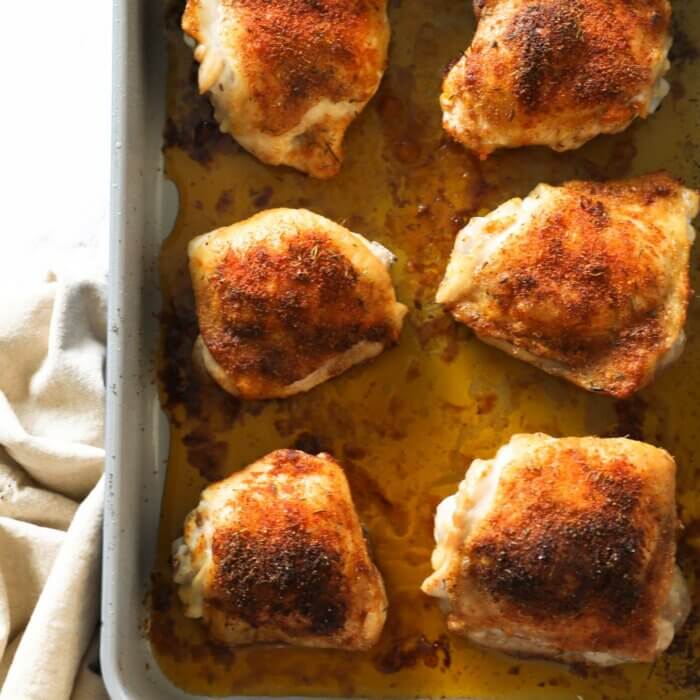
top-left (442, 0), bottom-right (672, 156)
top-left (188, 208), bottom-right (407, 400)
top-left (437, 173), bottom-right (699, 398)
top-left (181, 0), bottom-right (389, 178)
top-left (422, 434), bottom-right (690, 665)
top-left (172, 449), bottom-right (388, 649)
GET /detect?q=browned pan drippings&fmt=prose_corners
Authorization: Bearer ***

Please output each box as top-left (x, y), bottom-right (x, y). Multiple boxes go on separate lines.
top-left (151, 1), bottom-right (700, 697)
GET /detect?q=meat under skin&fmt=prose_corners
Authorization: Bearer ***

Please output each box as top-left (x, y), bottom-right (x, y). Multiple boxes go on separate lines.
top-left (173, 449), bottom-right (388, 650)
top-left (436, 172), bottom-right (699, 398)
top-left (181, 0), bottom-right (390, 178)
top-left (422, 434), bottom-right (690, 666)
top-left (188, 208), bottom-right (407, 400)
top-left (442, 0), bottom-right (673, 156)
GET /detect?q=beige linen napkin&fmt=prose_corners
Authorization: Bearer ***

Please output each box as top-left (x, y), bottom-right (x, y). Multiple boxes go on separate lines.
top-left (0, 271), bottom-right (107, 700)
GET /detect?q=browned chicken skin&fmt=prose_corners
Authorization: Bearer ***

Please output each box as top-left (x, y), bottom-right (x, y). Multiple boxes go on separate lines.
top-left (182, 0), bottom-right (390, 177)
top-left (188, 208), bottom-right (407, 400)
top-left (437, 173), bottom-right (699, 398)
top-left (173, 449), bottom-right (388, 649)
top-left (442, 0), bottom-right (673, 156)
top-left (422, 434), bottom-right (690, 665)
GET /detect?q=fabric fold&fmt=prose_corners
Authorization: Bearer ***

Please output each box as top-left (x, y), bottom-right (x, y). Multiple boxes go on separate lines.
top-left (0, 271), bottom-right (107, 699)
top-left (0, 480), bottom-right (104, 700)
top-left (0, 274), bottom-right (106, 500)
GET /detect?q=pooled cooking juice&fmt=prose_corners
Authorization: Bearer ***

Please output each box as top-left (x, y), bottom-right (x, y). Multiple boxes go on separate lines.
top-left (151, 1), bottom-right (700, 697)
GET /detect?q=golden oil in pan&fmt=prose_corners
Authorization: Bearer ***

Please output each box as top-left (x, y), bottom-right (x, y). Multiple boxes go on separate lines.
top-left (151, 1), bottom-right (700, 697)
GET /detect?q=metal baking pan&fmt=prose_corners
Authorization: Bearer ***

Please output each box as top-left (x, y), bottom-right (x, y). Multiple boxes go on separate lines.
top-left (102, 0), bottom-right (180, 697)
top-left (103, 0), bottom-right (700, 698)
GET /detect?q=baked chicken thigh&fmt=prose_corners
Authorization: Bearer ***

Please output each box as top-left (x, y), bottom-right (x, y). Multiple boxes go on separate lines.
top-left (189, 208), bottom-right (406, 400)
top-left (173, 449), bottom-right (388, 649)
top-left (437, 172), bottom-right (699, 398)
top-left (422, 434), bottom-right (690, 665)
top-left (181, 0), bottom-right (390, 177)
top-left (442, 0), bottom-right (673, 156)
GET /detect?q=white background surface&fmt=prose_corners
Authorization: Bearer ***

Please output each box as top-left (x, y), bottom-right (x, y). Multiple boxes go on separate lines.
top-left (0, 0), bottom-right (112, 280)
top-left (0, 6), bottom-right (112, 698)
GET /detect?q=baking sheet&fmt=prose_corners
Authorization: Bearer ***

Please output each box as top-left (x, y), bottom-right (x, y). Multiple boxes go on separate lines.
top-left (105, 0), bottom-right (700, 698)
top-left (102, 1), bottom-right (180, 698)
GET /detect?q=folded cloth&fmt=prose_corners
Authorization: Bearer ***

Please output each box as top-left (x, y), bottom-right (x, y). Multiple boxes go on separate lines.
top-left (0, 274), bottom-right (105, 499)
top-left (0, 272), bottom-right (107, 700)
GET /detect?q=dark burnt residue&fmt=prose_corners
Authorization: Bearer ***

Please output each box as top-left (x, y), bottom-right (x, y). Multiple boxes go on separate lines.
top-left (251, 185), bottom-right (273, 209)
top-left (164, 0), bottom-right (240, 165)
top-left (568, 662), bottom-right (590, 679)
top-left (215, 189), bottom-right (234, 214)
top-left (580, 136), bottom-right (638, 182)
top-left (150, 612), bottom-right (187, 663)
top-left (670, 79), bottom-right (687, 101)
top-left (189, 640), bottom-right (235, 667)
top-left (159, 292), bottom-right (200, 416)
top-left (670, 26), bottom-right (700, 66)
top-left (441, 332), bottom-right (460, 363)
top-left (211, 525), bottom-right (348, 636)
top-left (151, 571), bottom-right (174, 614)
top-left (343, 445), bottom-right (367, 461)
top-left (450, 208), bottom-right (474, 233)
top-left (674, 518), bottom-right (700, 686)
top-left (159, 291), bottom-right (241, 431)
top-left (163, 115), bottom-right (234, 166)
top-left (150, 572), bottom-right (237, 667)
top-left (476, 394), bottom-right (497, 415)
top-left (183, 429), bottom-right (229, 481)
top-left (292, 431), bottom-right (329, 455)
top-left (415, 313), bottom-right (458, 350)
top-left (662, 604), bottom-right (700, 690)
top-left (149, 574), bottom-right (186, 662)
top-left (605, 396), bottom-right (648, 441)
top-left (374, 634), bottom-right (451, 674)
top-left (374, 76), bottom-right (489, 311)
top-left (343, 459), bottom-right (410, 536)
top-left (376, 84), bottom-right (429, 169)
top-left (165, 0), bottom-right (186, 32)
